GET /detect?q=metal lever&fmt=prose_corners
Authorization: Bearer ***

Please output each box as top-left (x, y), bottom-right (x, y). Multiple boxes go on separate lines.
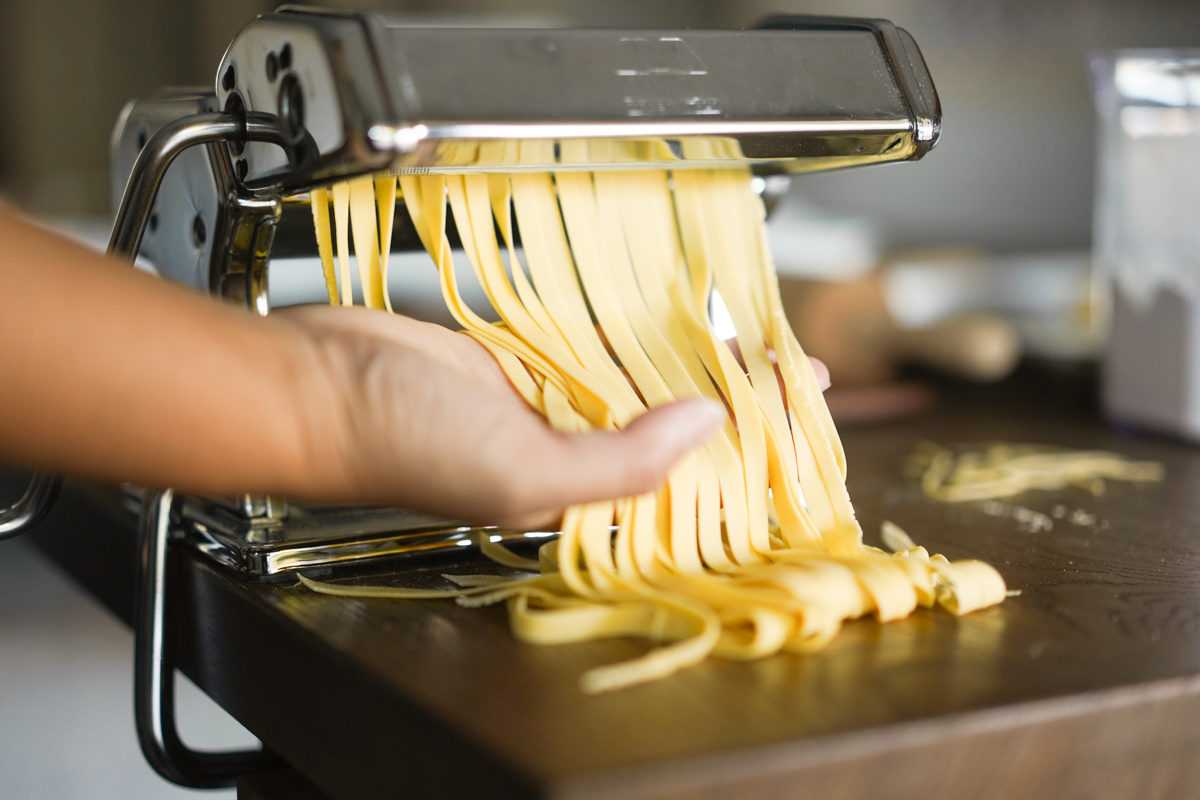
top-left (114, 112), bottom-right (288, 788)
top-left (136, 489), bottom-right (280, 787)
top-left (109, 110), bottom-right (291, 257)
top-left (0, 472), bottom-right (61, 541)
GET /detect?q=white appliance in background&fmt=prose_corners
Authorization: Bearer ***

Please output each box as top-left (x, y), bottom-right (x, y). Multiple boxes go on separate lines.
top-left (1093, 51), bottom-right (1200, 439)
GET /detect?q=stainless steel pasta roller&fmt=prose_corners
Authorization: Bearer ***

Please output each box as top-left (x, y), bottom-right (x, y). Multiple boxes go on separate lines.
top-left (5, 5), bottom-right (946, 581)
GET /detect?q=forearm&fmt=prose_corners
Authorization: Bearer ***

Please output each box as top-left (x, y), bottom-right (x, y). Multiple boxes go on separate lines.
top-left (0, 208), bottom-right (734, 529)
top-left (0, 209), bottom-right (334, 498)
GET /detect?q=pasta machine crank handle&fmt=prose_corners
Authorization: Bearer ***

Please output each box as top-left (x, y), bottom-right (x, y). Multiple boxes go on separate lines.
top-left (109, 111), bottom-right (291, 258)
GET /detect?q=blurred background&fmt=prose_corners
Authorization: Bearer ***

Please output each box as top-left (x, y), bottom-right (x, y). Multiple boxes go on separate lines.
top-left (0, 1), bottom-right (1197, 798)
top-left (1, 0), bottom-right (1197, 246)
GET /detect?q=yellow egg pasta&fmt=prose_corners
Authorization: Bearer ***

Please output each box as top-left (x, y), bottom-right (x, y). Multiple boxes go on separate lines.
top-left (910, 441), bottom-right (1163, 503)
top-left (303, 159), bottom-right (1008, 692)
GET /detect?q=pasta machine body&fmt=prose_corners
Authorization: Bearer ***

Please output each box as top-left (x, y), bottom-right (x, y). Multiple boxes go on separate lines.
top-left (10, 3), bottom-right (950, 583)
top-left (110, 6), bottom-right (940, 316)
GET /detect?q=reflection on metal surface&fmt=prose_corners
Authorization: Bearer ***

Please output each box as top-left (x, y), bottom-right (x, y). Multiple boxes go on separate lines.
top-left (622, 97), bottom-right (721, 117)
top-left (360, 126), bottom-right (915, 175)
top-left (122, 488), bottom-right (549, 578)
top-left (0, 472), bottom-right (61, 541)
top-left (616, 36), bottom-right (709, 78)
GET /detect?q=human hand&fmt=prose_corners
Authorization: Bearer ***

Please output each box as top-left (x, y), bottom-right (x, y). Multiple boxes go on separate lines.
top-left (279, 305), bottom-right (828, 530)
top-left (279, 305), bottom-right (718, 529)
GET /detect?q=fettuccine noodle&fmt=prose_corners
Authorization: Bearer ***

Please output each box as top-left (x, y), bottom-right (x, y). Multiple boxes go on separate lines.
top-left (303, 152), bottom-right (1008, 692)
top-left (910, 442), bottom-right (1163, 503)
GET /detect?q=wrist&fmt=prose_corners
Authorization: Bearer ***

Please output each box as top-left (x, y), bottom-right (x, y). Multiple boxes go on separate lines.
top-left (272, 317), bottom-right (361, 503)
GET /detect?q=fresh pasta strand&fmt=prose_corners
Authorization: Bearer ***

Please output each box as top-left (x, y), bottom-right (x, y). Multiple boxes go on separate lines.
top-left (302, 165), bottom-right (1009, 692)
top-left (310, 187), bottom-right (338, 305)
top-left (331, 181), bottom-right (352, 306)
top-left (910, 442), bottom-right (1163, 503)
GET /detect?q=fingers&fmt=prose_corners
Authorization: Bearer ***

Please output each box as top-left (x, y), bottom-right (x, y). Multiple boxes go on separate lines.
top-left (809, 357), bottom-right (831, 392)
top-left (501, 398), bottom-right (725, 529)
top-left (722, 336), bottom-right (829, 393)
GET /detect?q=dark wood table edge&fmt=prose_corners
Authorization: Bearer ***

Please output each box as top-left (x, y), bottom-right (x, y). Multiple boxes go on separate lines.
top-left (554, 671), bottom-right (1200, 798)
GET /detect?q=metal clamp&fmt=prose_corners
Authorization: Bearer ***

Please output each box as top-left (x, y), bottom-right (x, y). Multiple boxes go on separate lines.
top-left (117, 112), bottom-right (291, 788)
top-left (136, 489), bottom-right (279, 787)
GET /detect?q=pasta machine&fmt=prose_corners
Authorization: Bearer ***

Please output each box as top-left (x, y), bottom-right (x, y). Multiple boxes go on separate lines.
top-left (0, 5), bottom-right (941, 789)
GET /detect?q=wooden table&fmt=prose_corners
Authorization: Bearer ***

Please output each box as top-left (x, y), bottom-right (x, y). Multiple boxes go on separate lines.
top-left (21, 366), bottom-right (1200, 799)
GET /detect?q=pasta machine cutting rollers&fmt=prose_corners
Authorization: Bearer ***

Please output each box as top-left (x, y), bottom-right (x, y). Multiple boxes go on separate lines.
top-left (0, 5), bottom-right (941, 788)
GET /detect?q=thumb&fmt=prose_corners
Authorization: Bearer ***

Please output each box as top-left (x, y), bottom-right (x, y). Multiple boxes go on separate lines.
top-left (513, 398), bottom-right (725, 527)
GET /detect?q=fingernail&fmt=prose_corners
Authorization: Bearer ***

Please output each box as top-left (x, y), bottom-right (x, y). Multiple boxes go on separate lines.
top-left (810, 359), bottom-right (832, 392)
